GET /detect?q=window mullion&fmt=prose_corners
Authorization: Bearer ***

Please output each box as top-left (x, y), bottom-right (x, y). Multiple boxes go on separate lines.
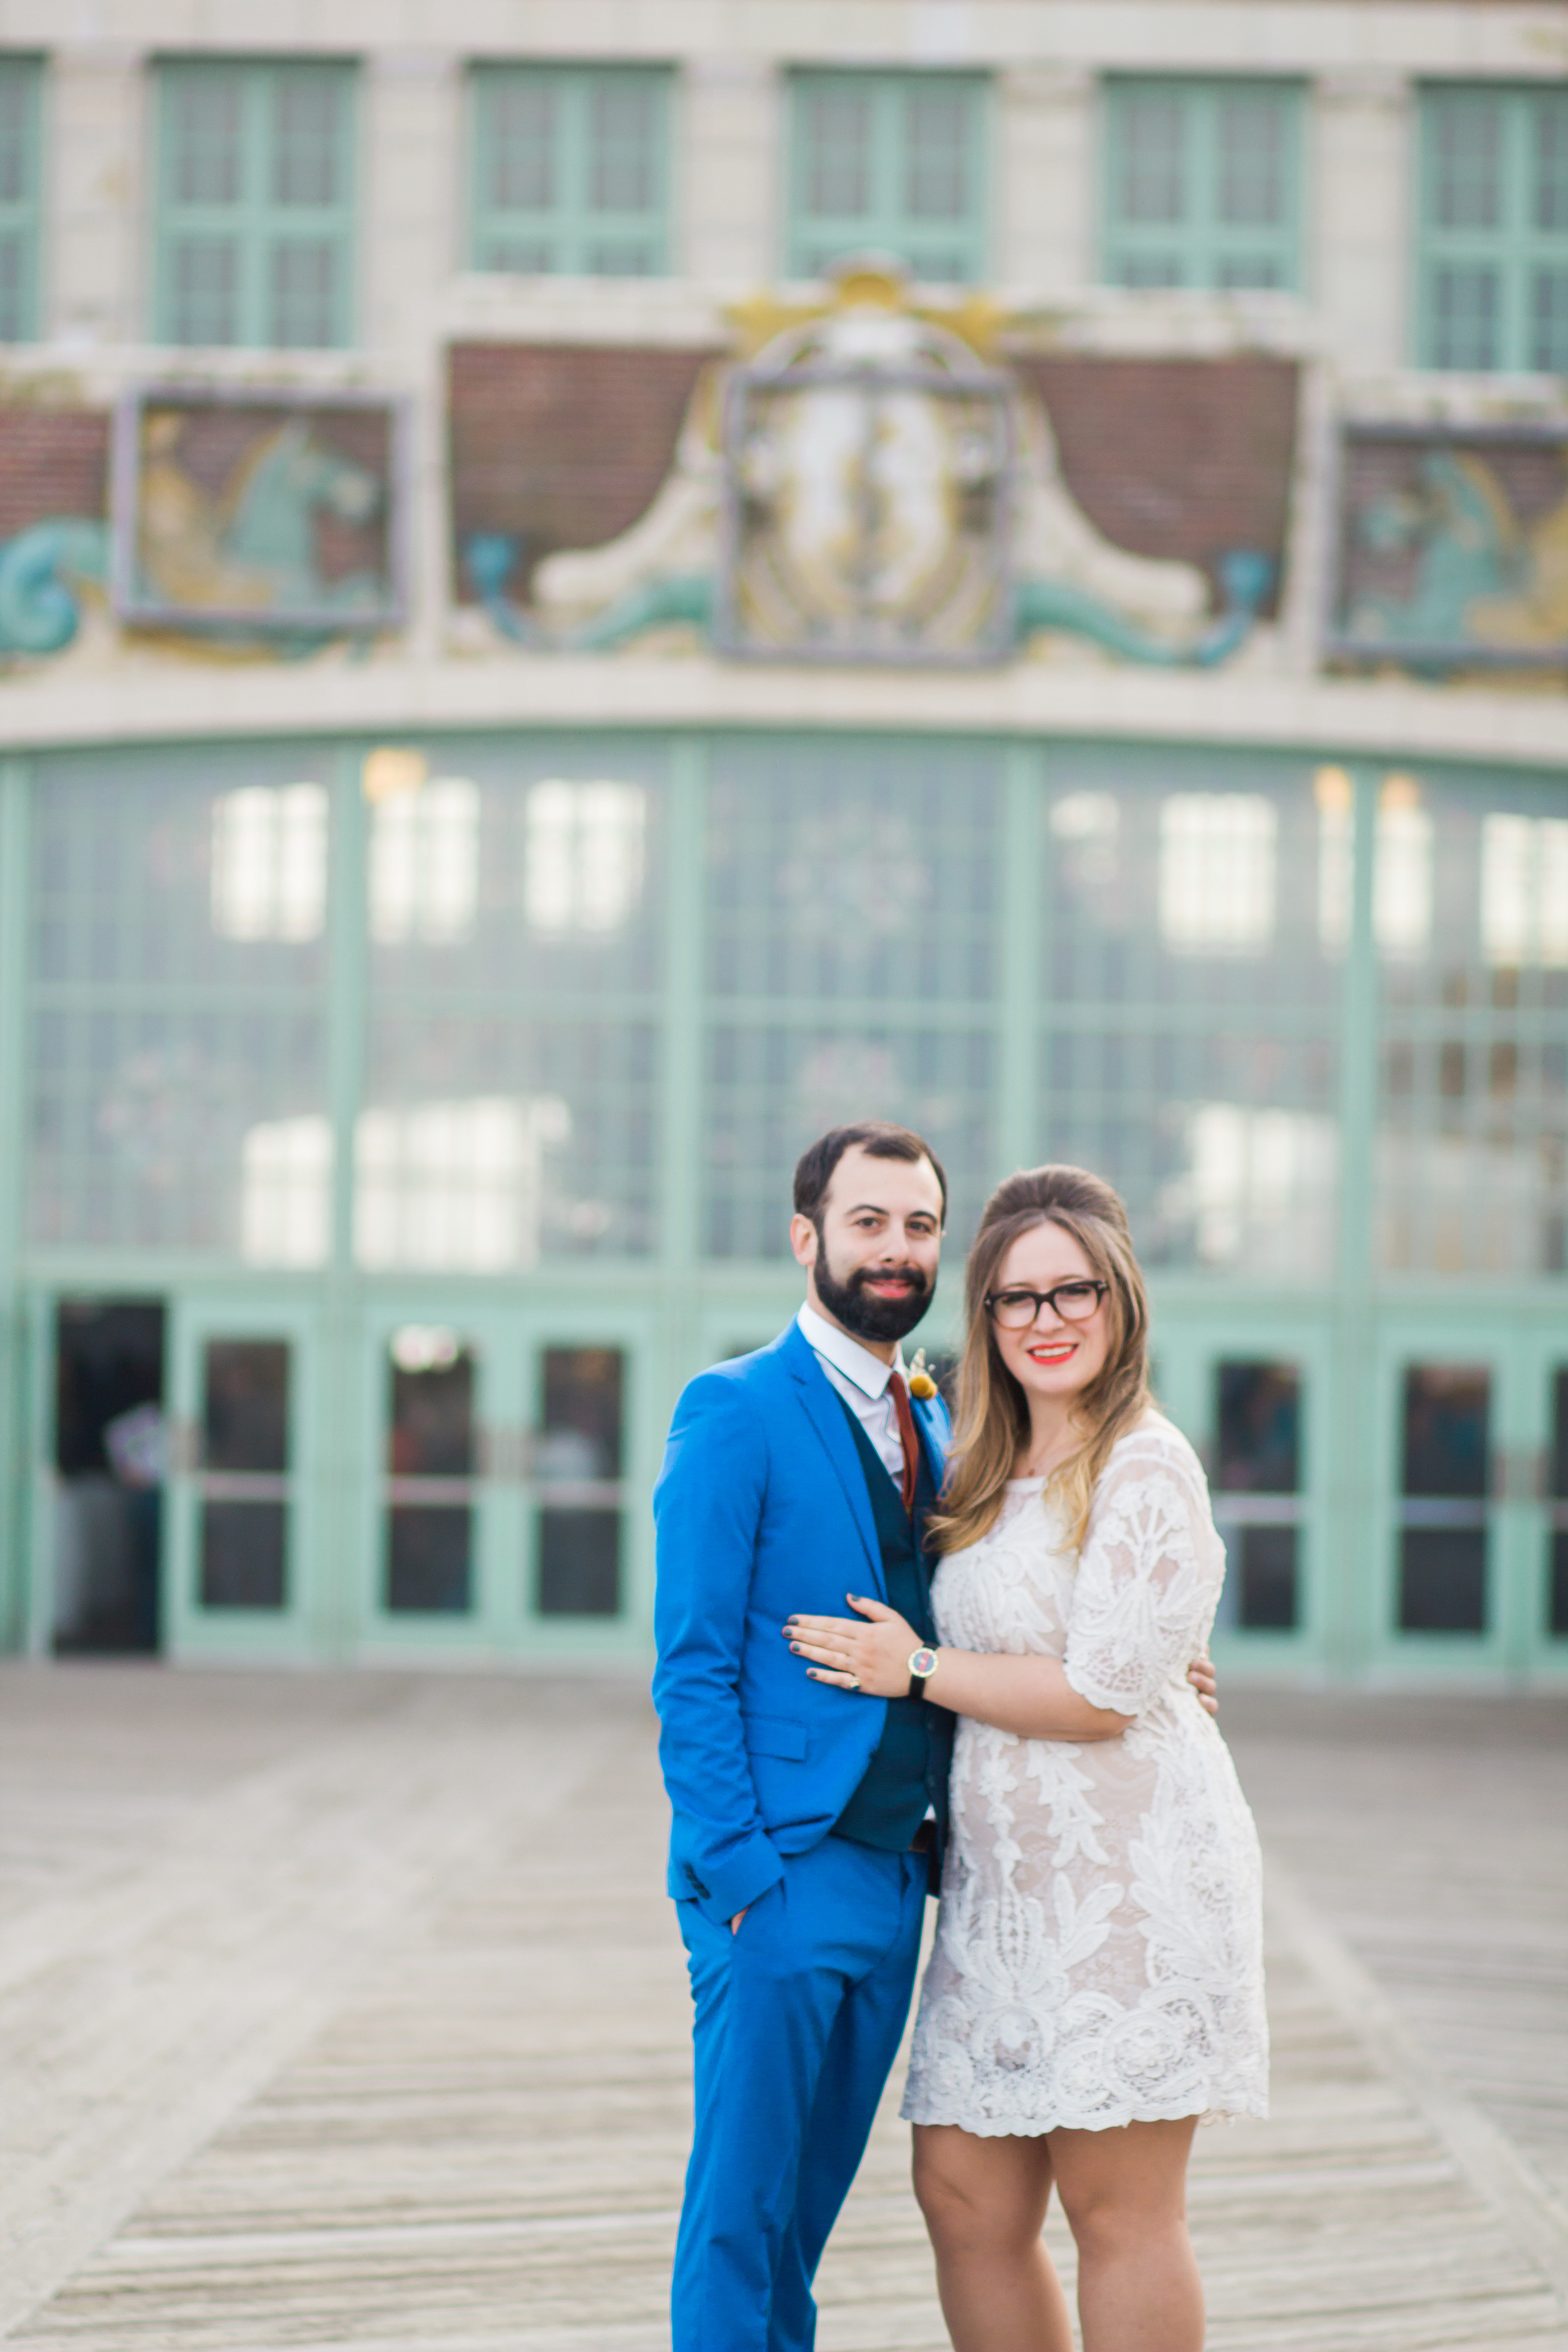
top-left (1192, 87), bottom-right (1220, 289)
top-left (553, 72), bottom-right (580, 275)
top-left (876, 80), bottom-right (902, 263)
top-left (242, 67), bottom-right (270, 349)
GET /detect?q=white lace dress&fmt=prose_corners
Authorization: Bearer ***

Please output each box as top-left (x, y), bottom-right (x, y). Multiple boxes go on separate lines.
top-left (901, 1417), bottom-right (1268, 2136)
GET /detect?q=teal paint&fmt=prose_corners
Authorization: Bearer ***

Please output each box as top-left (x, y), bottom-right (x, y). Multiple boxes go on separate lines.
top-left (786, 72), bottom-right (989, 285)
top-left (659, 736), bottom-right (706, 1368)
top-left (153, 61), bottom-right (357, 350)
top-left (1327, 763), bottom-right (1381, 1680)
top-left (1014, 551), bottom-right (1273, 666)
top-left (571, 573), bottom-right (713, 652)
top-left (0, 521), bottom-right (106, 654)
top-left (4, 728), bottom-right (1566, 1683)
top-left (998, 743), bottom-right (1042, 1177)
top-left (470, 65), bottom-right (671, 278)
top-left (319, 744), bottom-right (369, 1658)
top-left (0, 760), bottom-right (28, 1648)
top-left (1103, 77), bottom-right (1305, 295)
top-left (1417, 85), bottom-right (1568, 372)
top-left (0, 60), bottom-right (43, 344)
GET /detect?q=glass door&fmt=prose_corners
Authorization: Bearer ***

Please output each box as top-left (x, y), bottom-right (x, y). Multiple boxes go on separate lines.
top-left (1152, 1316), bottom-right (1330, 1660)
top-left (1550, 1365), bottom-right (1568, 1648)
top-left (165, 1296), bottom-right (317, 1656)
top-left (1375, 1324), bottom-right (1516, 1668)
top-left (1512, 1338), bottom-right (1568, 1673)
top-left (360, 1310), bottom-right (518, 1652)
top-left (519, 1314), bottom-right (655, 1650)
top-left (358, 1305), bottom-right (655, 1655)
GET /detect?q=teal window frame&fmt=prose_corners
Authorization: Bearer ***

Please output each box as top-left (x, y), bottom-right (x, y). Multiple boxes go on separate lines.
top-left (152, 58), bottom-right (356, 350)
top-left (785, 70), bottom-right (988, 286)
top-left (1416, 83), bottom-right (1568, 372)
top-left (1101, 76), bottom-right (1305, 294)
top-left (0, 57), bottom-right (42, 343)
top-left (469, 64), bottom-right (672, 278)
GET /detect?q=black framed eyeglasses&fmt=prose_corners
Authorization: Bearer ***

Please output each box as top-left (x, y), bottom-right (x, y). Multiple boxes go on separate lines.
top-left (984, 1281), bottom-right (1110, 1330)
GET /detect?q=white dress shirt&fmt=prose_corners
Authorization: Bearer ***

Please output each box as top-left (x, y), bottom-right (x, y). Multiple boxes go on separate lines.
top-left (797, 1303), bottom-right (906, 1486)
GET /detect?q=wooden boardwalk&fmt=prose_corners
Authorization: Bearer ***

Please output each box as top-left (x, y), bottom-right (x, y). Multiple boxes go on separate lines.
top-left (0, 1666), bottom-right (1564, 2351)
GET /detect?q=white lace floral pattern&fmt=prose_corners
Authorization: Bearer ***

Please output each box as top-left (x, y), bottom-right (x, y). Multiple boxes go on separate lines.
top-left (901, 1418), bottom-right (1268, 2135)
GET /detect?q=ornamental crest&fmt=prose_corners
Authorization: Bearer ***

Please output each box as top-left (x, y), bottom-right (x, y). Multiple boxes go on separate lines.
top-left (715, 291), bottom-right (1012, 665)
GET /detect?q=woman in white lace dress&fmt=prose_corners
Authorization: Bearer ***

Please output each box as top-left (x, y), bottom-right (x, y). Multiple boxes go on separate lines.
top-left (786, 1165), bottom-right (1266, 2352)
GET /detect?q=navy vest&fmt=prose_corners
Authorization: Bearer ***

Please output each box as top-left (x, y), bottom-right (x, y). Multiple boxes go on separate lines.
top-left (830, 1397), bottom-right (953, 1857)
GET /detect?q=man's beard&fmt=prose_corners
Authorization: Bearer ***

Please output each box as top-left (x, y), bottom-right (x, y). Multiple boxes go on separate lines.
top-left (813, 1241), bottom-right (935, 1344)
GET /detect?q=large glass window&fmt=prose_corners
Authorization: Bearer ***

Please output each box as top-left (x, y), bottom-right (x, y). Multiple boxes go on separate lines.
top-left (1103, 78), bottom-right (1303, 293)
top-left (1376, 766), bottom-right (1568, 1277)
top-left (29, 748), bottom-right (332, 1259)
top-left (786, 72), bottom-right (987, 285)
top-left (702, 738), bottom-right (1001, 1258)
top-left (1417, 85), bottom-right (1568, 371)
top-left (359, 742), bottom-right (664, 1266)
top-left (1042, 751), bottom-right (1338, 1280)
top-left (470, 66), bottom-right (670, 277)
top-left (0, 57), bottom-right (41, 342)
top-left (154, 61), bottom-right (355, 348)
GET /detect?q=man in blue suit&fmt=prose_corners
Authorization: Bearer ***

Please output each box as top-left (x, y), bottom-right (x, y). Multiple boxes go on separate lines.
top-left (654, 1120), bottom-right (954, 2351)
top-left (653, 1122), bottom-right (1215, 2349)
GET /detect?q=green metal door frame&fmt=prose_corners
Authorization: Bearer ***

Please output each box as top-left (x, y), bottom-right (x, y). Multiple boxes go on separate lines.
top-left (0, 759), bottom-right (27, 1651)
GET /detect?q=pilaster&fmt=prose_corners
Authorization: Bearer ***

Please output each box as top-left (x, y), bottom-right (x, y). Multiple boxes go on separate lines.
top-left (997, 64), bottom-right (1094, 298)
top-left (47, 44), bottom-right (146, 349)
top-left (1314, 71), bottom-right (1412, 376)
top-left (682, 54), bottom-right (777, 289)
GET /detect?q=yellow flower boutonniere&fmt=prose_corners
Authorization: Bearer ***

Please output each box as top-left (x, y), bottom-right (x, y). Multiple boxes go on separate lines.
top-left (907, 1348), bottom-right (938, 1402)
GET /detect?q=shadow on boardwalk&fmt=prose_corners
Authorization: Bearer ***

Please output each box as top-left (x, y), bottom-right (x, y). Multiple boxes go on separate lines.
top-left (0, 1666), bottom-right (1564, 2351)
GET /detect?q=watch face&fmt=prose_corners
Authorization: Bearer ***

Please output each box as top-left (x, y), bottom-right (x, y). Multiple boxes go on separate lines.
top-left (909, 1646), bottom-right (938, 1678)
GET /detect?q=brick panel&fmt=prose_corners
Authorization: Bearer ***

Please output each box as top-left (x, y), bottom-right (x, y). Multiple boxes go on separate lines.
top-left (448, 342), bottom-right (720, 601)
top-left (0, 408), bottom-right (109, 541)
top-left (1017, 356), bottom-right (1300, 617)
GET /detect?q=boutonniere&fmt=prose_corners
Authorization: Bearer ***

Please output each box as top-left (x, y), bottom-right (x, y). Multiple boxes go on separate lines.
top-left (907, 1348), bottom-right (938, 1401)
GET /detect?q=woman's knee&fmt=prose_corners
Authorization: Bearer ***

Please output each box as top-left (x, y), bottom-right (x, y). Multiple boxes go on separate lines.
top-left (913, 2129), bottom-right (1048, 2257)
top-left (1051, 2119), bottom-right (1194, 2246)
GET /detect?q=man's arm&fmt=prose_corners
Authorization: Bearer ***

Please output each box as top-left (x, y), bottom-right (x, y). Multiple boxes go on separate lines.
top-left (652, 1372), bottom-right (783, 1929)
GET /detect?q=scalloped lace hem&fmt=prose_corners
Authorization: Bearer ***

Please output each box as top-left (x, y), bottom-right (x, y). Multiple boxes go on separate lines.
top-left (899, 2094), bottom-right (1269, 2136)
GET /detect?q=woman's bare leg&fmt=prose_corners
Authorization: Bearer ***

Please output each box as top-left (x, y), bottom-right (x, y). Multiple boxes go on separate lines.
top-left (911, 2122), bottom-right (1074, 2352)
top-left (1048, 2117), bottom-right (1203, 2352)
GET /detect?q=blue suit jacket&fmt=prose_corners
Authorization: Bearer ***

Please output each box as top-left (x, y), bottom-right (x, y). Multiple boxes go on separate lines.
top-left (652, 1321), bottom-right (952, 1927)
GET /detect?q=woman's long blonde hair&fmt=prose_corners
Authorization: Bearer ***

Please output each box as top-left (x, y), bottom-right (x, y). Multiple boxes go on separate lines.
top-left (925, 1165), bottom-right (1153, 1558)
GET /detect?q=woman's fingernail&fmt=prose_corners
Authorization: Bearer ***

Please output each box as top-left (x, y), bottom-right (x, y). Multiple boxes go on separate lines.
top-left (790, 1643), bottom-right (802, 1654)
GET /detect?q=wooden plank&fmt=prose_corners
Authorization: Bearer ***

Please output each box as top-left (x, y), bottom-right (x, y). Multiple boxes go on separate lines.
top-left (0, 1671), bottom-right (1564, 2351)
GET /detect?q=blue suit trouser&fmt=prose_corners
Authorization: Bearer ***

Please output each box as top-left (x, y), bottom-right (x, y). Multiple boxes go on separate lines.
top-left (672, 1836), bottom-right (928, 2352)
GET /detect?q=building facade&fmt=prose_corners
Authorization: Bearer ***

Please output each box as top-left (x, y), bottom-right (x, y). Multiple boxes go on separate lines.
top-left (0, 0), bottom-right (1564, 1682)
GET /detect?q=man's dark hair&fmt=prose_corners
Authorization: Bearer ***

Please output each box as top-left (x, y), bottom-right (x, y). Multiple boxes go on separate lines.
top-left (793, 1122), bottom-right (948, 1226)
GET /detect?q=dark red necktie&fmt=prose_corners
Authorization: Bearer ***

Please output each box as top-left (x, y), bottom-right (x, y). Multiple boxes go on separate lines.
top-left (888, 1370), bottom-right (919, 1517)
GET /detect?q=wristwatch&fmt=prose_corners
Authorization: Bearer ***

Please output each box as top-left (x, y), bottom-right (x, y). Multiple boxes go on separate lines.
top-left (907, 1645), bottom-right (939, 1699)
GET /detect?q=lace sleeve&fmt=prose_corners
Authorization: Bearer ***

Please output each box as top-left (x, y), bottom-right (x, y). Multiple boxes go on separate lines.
top-left (1061, 1429), bottom-right (1224, 1718)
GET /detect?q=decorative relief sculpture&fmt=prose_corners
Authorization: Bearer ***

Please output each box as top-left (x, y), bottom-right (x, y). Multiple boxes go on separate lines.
top-left (110, 389), bottom-right (406, 639)
top-left (1330, 423), bottom-right (1568, 671)
top-left (454, 268), bottom-right (1286, 669)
